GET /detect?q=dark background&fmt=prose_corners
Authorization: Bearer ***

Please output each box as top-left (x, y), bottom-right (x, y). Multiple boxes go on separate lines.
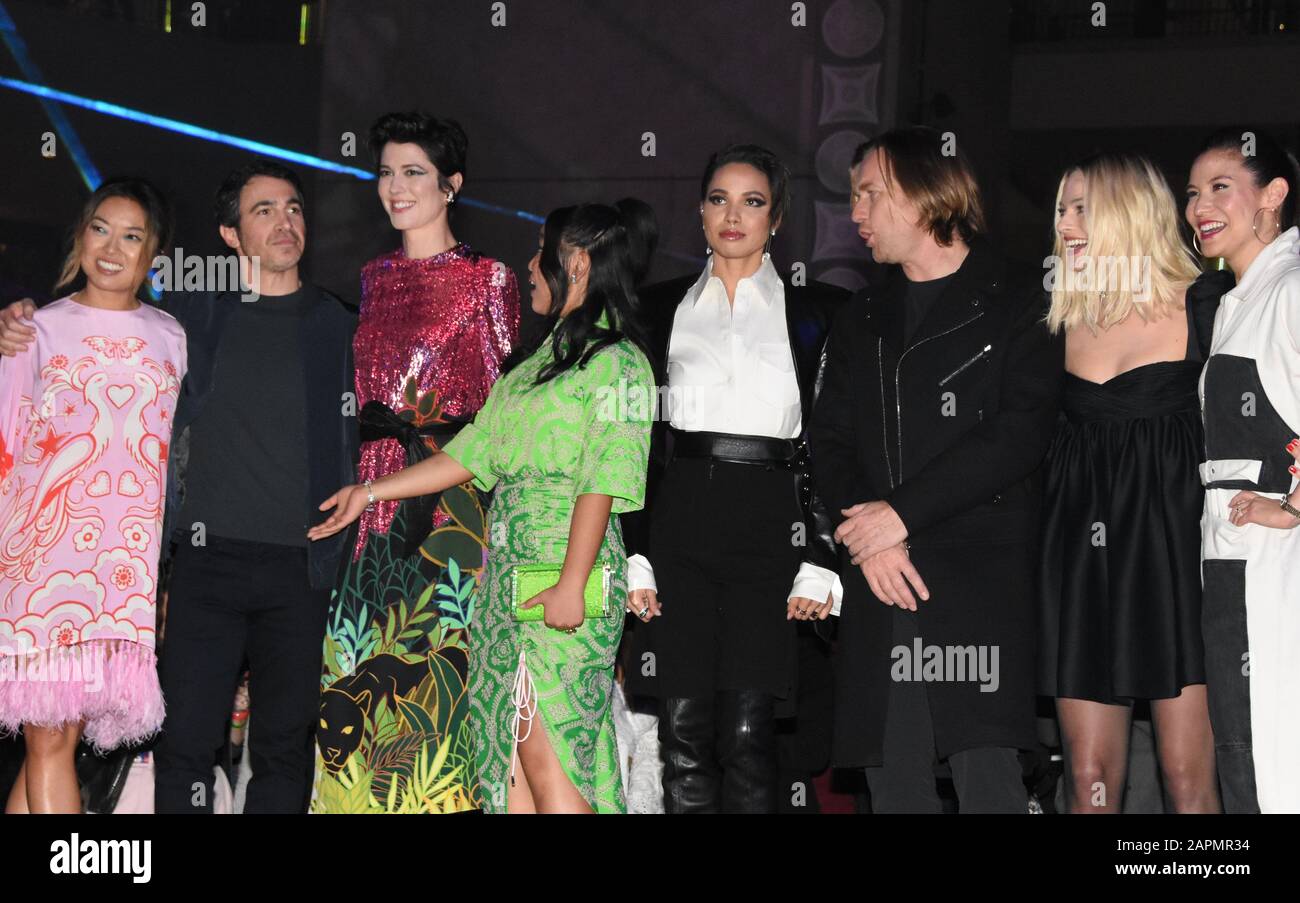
top-left (3, 0), bottom-right (1300, 818)
top-left (2, 0), bottom-right (1299, 315)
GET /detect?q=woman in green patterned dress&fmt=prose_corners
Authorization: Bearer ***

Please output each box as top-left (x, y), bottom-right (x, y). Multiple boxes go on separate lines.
top-left (309, 199), bottom-right (657, 813)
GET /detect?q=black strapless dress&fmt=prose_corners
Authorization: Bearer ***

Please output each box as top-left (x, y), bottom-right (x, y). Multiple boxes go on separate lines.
top-left (1038, 359), bottom-right (1207, 703)
top-left (1036, 268), bottom-right (1238, 704)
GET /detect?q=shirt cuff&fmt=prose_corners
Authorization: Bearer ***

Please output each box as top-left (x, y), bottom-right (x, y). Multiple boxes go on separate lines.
top-left (788, 562), bottom-right (844, 616)
top-left (627, 553), bottom-right (657, 593)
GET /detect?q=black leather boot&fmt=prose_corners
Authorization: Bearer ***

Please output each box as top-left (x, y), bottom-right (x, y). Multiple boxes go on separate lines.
top-left (716, 690), bottom-right (777, 813)
top-left (658, 697), bottom-right (720, 813)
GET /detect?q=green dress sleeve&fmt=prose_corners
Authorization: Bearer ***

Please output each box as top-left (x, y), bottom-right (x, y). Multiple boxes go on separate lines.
top-left (573, 343), bottom-right (655, 514)
top-left (442, 376), bottom-right (504, 493)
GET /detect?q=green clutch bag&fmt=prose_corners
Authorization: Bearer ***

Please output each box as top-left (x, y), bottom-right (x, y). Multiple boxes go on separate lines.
top-left (511, 562), bottom-right (612, 622)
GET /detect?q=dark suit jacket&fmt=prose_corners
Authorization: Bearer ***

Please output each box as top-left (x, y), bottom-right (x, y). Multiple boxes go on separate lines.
top-left (160, 286), bottom-right (359, 590)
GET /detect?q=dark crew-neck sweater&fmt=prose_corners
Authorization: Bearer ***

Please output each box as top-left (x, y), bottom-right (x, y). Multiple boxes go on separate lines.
top-left (179, 287), bottom-right (316, 547)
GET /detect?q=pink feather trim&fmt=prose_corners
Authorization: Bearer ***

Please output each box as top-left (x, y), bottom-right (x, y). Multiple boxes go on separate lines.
top-left (0, 639), bottom-right (164, 753)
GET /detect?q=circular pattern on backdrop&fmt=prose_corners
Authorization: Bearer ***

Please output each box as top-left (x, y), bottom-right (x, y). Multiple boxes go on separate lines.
top-left (815, 128), bottom-right (871, 193)
top-left (823, 0), bottom-right (885, 58)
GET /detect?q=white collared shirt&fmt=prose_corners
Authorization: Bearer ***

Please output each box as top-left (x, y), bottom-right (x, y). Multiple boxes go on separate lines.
top-left (665, 255), bottom-right (802, 438)
top-left (626, 256), bottom-right (844, 611)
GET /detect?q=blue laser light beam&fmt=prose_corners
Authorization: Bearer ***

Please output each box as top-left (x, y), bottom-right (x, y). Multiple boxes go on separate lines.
top-left (0, 75), bottom-right (376, 179)
top-left (0, 3), bottom-right (101, 189)
top-left (0, 74), bottom-right (548, 225)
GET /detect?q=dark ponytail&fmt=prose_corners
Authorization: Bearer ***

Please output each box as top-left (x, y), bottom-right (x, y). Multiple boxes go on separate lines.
top-left (503, 198), bottom-right (657, 384)
top-left (1195, 127), bottom-right (1300, 230)
top-left (614, 196), bottom-right (658, 285)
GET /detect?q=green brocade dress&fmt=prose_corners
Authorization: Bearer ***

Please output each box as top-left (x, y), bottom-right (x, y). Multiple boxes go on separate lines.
top-left (443, 333), bottom-right (654, 813)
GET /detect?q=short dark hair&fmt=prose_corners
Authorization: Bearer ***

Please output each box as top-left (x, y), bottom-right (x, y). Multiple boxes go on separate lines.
top-left (213, 159), bottom-right (305, 229)
top-left (368, 111), bottom-right (468, 195)
top-left (700, 144), bottom-right (791, 229)
top-left (1195, 126), bottom-right (1300, 230)
top-left (850, 127), bottom-right (986, 246)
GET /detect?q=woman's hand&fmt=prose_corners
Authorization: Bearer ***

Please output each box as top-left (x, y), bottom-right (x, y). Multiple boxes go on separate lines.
top-left (627, 588), bottom-right (661, 622)
top-left (786, 592), bottom-right (834, 621)
top-left (1227, 490), bottom-right (1300, 530)
top-left (521, 580), bottom-right (586, 631)
top-left (307, 484), bottom-right (371, 541)
top-left (1287, 437), bottom-right (1299, 468)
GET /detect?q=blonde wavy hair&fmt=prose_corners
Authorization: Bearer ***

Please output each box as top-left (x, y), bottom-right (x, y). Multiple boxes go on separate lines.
top-left (1046, 152), bottom-right (1201, 335)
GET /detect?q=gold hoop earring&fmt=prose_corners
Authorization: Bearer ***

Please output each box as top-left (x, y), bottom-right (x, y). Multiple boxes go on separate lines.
top-left (1252, 207), bottom-right (1281, 245)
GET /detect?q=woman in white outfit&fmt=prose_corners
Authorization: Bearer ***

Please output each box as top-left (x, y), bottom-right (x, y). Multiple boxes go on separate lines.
top-left (1187, 127), bottom-right (1300, 814)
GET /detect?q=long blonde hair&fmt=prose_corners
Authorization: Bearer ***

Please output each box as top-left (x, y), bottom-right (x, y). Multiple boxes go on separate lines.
top-left (1046, 153), bottom-right (1200, 335)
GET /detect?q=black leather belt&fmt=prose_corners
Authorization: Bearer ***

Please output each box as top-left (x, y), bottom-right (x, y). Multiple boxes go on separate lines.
top-left (669, 428), bottom-right (803, 469)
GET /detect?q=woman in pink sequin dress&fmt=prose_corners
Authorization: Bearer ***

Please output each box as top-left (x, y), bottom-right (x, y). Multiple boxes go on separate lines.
top-left (0, 179), bottom-right (186, 813)
top-left (313, 113), bottom-right (518, 813)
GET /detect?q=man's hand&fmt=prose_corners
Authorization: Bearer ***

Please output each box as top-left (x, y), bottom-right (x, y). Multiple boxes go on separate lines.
top-left (860, 543), bottom-right (929, 611)
top-left (837, 500), bottom-right (908, 564)
top-left (0, 299), bottom-right (37, 357)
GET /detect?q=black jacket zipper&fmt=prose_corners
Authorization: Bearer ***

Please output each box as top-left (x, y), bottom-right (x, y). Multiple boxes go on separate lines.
top-left (938, 344), bottom-right (993, 387)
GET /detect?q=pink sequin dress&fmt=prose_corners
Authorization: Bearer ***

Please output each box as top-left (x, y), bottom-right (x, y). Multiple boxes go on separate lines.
top-left (313, 243), bottom-right (518, 813)
top-left (352, 244), bottom-right (519, 549)
top-left (0, 296), bottom-right (187, 751)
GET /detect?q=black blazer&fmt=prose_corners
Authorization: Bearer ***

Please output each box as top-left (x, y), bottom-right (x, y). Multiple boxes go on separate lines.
top-left (160, 286), bottom-right (359, 590)
top-left (620, 265), bottom-right (849, 572)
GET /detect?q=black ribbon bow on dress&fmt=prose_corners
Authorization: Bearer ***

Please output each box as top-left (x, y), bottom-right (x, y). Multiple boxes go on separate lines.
top-left (358, 400), bottom-right (469, 559)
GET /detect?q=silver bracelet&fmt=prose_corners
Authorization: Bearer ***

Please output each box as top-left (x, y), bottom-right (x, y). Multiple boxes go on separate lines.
top-left (364, 479), bottom-right (377, 509)
top-left (1280, 497), bottom-right (1300, 520)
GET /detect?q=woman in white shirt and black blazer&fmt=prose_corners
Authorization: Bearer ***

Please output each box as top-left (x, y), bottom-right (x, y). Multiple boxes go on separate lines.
top-left (621, 144), bottom-right (846, 813)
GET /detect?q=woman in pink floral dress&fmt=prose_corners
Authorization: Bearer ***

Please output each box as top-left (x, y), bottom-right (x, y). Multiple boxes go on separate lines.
top-left (0, 178), bottom-right (186, 813)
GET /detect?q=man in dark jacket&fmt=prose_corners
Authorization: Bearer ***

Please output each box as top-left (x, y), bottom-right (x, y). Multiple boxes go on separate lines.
top-left (0, 160), bottom-right (357, 813)
top-left (152, 161), bottom-right (357, 813)
top-left (811, 128), bottom-right (1063, 813)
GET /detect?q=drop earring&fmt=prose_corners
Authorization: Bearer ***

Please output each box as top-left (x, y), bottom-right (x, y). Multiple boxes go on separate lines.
top-left (446, 191), bottom-right (455, 204)
top-left (763, 229), bottom-right (775, 260)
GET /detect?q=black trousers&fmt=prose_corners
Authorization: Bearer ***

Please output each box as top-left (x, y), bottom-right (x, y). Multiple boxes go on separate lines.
top-left (640, 457), bottom-right (803, 702)
top-left (1201, 559), bottom-right (1259, 813)
top-left (154, 536), bottom-right (330, 813)
top-left (864, 609), bottom-right (1026, 814)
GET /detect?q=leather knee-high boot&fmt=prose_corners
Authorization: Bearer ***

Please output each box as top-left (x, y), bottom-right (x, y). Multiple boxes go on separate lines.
top-left (716, 690), bottom-right (777, 813)
top-left (658, 697), bottom-right (720, 813)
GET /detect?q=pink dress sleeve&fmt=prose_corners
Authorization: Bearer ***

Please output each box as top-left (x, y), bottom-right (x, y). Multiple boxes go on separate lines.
top-left (481, 263), bottom-right (520, 382)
